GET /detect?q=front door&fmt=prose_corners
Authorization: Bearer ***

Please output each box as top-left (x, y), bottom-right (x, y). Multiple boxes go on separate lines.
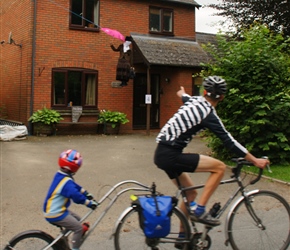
top-left (133, 73), bottom-right (160, 129)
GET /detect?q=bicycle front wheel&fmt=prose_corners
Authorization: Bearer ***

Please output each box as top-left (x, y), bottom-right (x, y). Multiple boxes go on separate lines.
top-left (114, 206), bottom-right (191, 250)
top-left (227, 190), bottom-right (290, 250)
top-left (4, 230), bottom-right (58, 250)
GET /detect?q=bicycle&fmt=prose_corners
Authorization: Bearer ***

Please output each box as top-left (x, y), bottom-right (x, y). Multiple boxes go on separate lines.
top-left (3, 180), bottom-right (153, 250)
top-left (113, 157), bottom-right (290, 250)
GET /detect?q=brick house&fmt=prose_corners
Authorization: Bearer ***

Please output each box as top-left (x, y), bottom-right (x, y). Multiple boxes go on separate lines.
top-left (0, 0), bottom-right (214, 135)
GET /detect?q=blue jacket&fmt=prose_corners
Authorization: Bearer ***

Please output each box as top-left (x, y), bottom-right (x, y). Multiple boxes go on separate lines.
top-left (43, 171), bottom-right (87, 222)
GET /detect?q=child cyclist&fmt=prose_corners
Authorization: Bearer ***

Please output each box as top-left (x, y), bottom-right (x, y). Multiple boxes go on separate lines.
top-left (43, 149), bottom-right (98, 250)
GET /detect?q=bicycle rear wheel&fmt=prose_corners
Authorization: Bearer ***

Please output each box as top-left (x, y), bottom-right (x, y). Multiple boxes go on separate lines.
top-left (227, 190), bottom-right (290, 250)
top-left (114, 206), bottom-right (191, 250)
top-left (4, 230), bottom-right (59, 250)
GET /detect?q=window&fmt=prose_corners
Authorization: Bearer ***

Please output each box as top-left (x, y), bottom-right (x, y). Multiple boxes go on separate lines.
top-left (149, 7), bottom-right (173, 34)
top-left (52, 68), bottom-right (98, 108)
top-left (70, 0), bottom-right (99, 29)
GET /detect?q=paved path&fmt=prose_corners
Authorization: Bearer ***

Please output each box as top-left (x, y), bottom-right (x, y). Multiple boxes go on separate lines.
top-left (1, 134), bottom-right (289, 249)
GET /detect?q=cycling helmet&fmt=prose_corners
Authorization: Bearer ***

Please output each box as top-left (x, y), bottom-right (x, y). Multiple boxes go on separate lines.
top-left (203, 76), bottom-right (227, 99)
top-left (58, 149), bottom-right (83, 173)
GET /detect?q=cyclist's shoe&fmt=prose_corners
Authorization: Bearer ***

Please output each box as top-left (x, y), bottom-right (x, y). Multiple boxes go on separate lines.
top-left (190, 211), bottom-right (221, 227)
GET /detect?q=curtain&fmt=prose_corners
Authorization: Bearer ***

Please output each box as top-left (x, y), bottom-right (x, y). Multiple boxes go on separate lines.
top-left (85, 74), bottom-right (96, 105)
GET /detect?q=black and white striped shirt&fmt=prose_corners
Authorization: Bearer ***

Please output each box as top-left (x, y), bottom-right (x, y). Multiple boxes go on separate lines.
top-left (156, 95), bottom-right (248, 157)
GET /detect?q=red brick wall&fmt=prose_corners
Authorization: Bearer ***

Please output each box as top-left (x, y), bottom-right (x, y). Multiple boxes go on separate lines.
top-left (0, 0), bottom-right (33, 122)
top-left (1, 0), bottom-right (196, 133)
top-left (151, 67), bottom-right (193, 127)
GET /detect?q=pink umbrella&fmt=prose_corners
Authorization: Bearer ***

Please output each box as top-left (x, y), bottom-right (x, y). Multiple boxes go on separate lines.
top-left (100, 27), bottom-right (125, 42)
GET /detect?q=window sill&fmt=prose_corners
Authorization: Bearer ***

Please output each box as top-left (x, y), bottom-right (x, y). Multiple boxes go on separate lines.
top-left (57, 109), bottom-right (99, 116)
top-left (149, 31), bottom-right (174, 36)
top-left (69, 26), bottom-right (100, 32)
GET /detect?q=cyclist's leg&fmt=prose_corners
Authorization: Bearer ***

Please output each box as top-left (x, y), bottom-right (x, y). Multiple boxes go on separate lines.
top-left (194, 155), bottom-right (226, 206)
top-left (53, 212), bottom-right (83, 249)
top-left (172, 172), bottom-right (197, 233)
top-left (172, 172), bottom-right (197, 218)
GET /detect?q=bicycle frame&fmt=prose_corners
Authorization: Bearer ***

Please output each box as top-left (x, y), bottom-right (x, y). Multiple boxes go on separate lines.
top-left (30, 180), bottom-right (152, 250)
top-left (175, 168), bottom-right (262, 242)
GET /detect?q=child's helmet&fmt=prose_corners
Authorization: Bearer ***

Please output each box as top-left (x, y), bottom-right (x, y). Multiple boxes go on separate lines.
top-left (58, 149), bottom-right (83, 173)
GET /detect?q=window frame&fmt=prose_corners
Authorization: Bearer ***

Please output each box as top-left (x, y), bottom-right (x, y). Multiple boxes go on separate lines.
top-left (51, 68), bottom-right (98, 110)
top-left (149, 6), bottom-right (174, 35)
top-left (69, 0), bottom-right (100, 31)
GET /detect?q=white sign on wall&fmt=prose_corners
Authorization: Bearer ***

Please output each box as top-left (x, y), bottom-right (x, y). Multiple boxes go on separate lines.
top-left (145, 94), bottom-right (152, 104)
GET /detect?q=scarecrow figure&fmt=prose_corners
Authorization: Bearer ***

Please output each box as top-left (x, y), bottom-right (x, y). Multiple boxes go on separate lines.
top-left (110, 36), bottom-right (132, 87)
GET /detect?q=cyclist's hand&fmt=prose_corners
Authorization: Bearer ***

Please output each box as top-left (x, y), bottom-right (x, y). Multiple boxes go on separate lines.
top-left (84, 191), bottom-right (94, 200)
top-left (255, 158), bottom-right (270, 169)
top-left (87, 200), bottom-right (98, 210)
top-left (177, 86), bottom-right (186, 98)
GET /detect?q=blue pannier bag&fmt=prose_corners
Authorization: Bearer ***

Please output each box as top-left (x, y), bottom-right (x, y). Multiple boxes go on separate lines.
top-left (134, 195), bottom-right (177, 238)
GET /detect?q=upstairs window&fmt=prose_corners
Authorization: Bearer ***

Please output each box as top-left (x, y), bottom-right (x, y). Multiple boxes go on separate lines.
top-left (149, 7), bottom-right (173, 35)
top-left (52, 68), bottom-right (98, 108)
top-left (70, 0), bottom-right (99, 30)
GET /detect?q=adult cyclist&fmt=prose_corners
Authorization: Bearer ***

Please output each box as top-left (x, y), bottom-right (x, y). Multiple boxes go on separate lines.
top-left (154, 76), bottom-right (269, 227)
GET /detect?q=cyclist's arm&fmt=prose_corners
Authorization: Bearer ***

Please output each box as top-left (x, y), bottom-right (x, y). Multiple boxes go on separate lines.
top-left (203, 112), bottom-right (269, 168)
top-left (244, 153), bottom-right (269, 169)
top-left (62, 181), bottom-right (87, 205)
top-left (202, 111), bottom-right (248, 157)
top-left (177, 86), bottom-right (191, 103)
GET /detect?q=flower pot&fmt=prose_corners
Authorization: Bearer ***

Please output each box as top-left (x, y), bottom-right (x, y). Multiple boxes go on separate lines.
top-left (33, 123), bottom-right (55, 136)
top-left (104, 123), bottom-right (120, 135)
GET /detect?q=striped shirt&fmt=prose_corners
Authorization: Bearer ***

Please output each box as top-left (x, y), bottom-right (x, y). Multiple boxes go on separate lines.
top-left (156, 95), bottom-right (248, 157)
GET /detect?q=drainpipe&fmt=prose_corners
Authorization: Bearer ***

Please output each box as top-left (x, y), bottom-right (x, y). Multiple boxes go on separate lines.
top-left (29, 0), bottom-right (37, 135)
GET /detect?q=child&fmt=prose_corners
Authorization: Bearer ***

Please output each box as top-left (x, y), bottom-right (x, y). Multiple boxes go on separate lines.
top-left (43, 149), bottom-right (98, 250)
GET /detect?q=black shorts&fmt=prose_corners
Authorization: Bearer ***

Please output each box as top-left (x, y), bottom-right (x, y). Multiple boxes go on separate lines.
top-left (154, 143), bottom-right (200, 179)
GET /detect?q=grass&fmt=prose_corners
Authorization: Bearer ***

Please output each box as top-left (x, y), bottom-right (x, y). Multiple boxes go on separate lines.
top-left (250, 165), bottom-right (290, 183)
top-left (226, 162), bottom-right (290, 183)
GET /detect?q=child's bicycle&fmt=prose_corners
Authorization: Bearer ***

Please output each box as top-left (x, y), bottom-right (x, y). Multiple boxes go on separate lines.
top-left (3, 180), bottom-right (153, 250)
top-left (113, 158), bottom-right (290, 250)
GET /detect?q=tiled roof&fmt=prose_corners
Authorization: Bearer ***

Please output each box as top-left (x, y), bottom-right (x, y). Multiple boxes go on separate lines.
top-left (131, 34), bottom-right (211, 67)
top-left (196, 32), bottom-right (218, 46)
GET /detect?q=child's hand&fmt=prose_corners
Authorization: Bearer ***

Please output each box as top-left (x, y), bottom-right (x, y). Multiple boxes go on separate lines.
top-left (86, 193), bottom-right (94, 200)
top-left (87, 200), bottom-right (98, 210)
top-left (84, 191), bottom-right (94, 200)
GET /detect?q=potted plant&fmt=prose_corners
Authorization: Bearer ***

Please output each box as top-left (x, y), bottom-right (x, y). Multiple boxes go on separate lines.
top-left (28, 107), bottom-right (63, 136)
top-left (98, 110), bottom-right (129, 134)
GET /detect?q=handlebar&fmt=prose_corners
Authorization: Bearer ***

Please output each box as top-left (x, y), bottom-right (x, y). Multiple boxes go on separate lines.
top-left (231, 157), bottom-right (270, 185)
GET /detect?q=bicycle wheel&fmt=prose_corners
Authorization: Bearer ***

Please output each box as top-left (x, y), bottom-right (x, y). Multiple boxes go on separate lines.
top-left (114, 206), bottom-right (191, 250)
top-left (227, 190), bottom-right (290, 250)
top-left (4, 230), bottom-right (59, 250)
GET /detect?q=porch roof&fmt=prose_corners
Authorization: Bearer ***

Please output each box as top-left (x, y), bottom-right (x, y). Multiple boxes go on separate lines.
top-left (131, 34), bottom-right (211, 68)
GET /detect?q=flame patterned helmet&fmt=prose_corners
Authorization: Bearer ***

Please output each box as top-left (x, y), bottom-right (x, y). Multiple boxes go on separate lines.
top-left (58, 149), bottom-right (83, 173)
